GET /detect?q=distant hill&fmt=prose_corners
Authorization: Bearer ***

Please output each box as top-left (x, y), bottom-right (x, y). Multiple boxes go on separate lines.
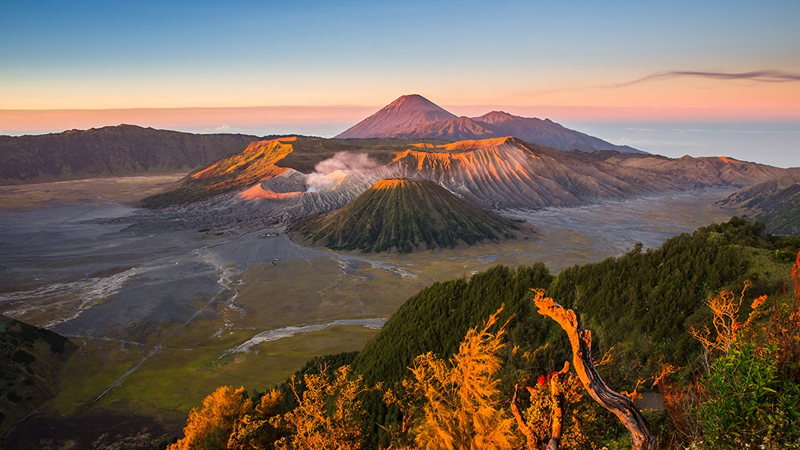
top-left (717, 175), bottom-right (800, 235)
top-left (0, 316), bottom-right (76, 436)
top-left (0, 125), bottom-right (258, 185)
top-left (336, 94), bottom-right (644, 154)
top-left (288, 178), bottom-right (519, 253)
top-left (583, 151), bottom-right (800, 188)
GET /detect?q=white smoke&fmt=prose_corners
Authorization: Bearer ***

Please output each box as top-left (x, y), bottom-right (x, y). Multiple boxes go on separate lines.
top-left (306, 152), bottom-right (379, 190)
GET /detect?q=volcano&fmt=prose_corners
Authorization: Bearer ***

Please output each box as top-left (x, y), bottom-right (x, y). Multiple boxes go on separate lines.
top-left (336, 94), bottom-right (457, 139)
top-left (335, 94), bottom-right (643, 153)
top-left (288, 178), bottom-right (518, 253)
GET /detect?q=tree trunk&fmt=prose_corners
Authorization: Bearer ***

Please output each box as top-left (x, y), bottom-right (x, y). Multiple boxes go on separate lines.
top-left (510, 386), bottom-right (537, 450)
top-left (533, 290), bottom-right (659, 450)
top-left (545, 362), bottom-right (570, 450)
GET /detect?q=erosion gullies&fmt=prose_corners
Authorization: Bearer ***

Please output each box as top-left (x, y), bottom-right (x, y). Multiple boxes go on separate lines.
top-left (717, 174), bottom-right (800, 235)
top-left (138, 133), bottom-right (799, 234)
top-left (385, 137), bottom-right (675, 208)
top-left (140, 138), bottom-right (296, 208)
top-left (587, 151), bottom-right (800, 188)
top-left (288, 178), bottom-right (519, 253)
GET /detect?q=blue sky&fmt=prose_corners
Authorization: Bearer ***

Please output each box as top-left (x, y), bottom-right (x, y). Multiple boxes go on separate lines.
top-left (1, 0), bottom-right (799, 165)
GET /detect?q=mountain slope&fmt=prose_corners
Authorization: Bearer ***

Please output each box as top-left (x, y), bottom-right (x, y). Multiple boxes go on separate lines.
top-left (0, 125), bottom-right (258, 185)
top-left (587, 151), bottom-right (800, 188)
top-left (352, 218), bottom-right (795, 389)
top-left (717, 175), bottom-right (800, 235)
top-left (335, 94), bottom-right (643, 153)
top-left (140, 137), bottom-right (444, 208)
top-left (473, 111), bottom-right (642, 153)
top-left (142, 138), bottom-right (296, 207)
top-left (143, 136), bottom-right (797, 230)
top-left (336, 94), bottom-right (456, 139)
top-left (288, 178), bottom-right (518, 253)
top-left (385, 137), bottom-right (676, 209)
top-left (0, 316), bottom-right (76, 436)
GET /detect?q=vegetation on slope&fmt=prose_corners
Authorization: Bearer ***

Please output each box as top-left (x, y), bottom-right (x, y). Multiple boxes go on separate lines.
top-left (288, 178), bottom-right (519, 253)
top-left (717, 174), bottom-right (800, 236)
top-left (0, 316), bottom-right (76, 436)
top-left (167, 217), bottom-right (800, 449)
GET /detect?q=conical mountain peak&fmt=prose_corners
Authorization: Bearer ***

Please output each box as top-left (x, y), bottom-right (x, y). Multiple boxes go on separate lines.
top-left (336, 94), bottom-right (647, 153)
top-left (335, 95), bottom-right (456, 139)
top-left (384, 94), bottom-right (449, 113)
top-left (288, 177), bottom-right (517, 253)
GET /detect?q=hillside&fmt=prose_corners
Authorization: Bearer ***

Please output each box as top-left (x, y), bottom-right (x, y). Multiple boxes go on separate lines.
top-left (0, 316), bottom-right (76, 436)
top-left (160, 217), bottom-right (800, 449)
top-left (716, 174), bottom-right (800, 235)
top-left (288, 178), bottom-right (519, 253)
top-left (351, 218), bottom-right (797, 388)
top-left (335, 94), bottom-right (643, 153)
top-left (585, 150), bottom-right (800, 188)
top-left (0, 125), bottom-right (258, 185)
top-left (140, 136), bottom-right (446, 208)
top-left (384, 137), bottom-right (675, 209)
top-left (144, 136), bottom-right (677, 211)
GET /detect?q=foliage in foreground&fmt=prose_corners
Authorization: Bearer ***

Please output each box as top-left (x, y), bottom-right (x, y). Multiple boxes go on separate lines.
top-left (662, 252), bottom-right (800, 449)
top-left (169, 218), bottom-right (800, 449)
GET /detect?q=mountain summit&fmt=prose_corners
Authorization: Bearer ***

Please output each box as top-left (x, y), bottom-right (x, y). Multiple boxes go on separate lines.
top-left (336, 94), bottom-right (644, 154)
top-left (336, 94), bottom-right (456, 139)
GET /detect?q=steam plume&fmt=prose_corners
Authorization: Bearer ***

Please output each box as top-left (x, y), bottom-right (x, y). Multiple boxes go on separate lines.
top-left (306, 152), bottom-right (379, 190)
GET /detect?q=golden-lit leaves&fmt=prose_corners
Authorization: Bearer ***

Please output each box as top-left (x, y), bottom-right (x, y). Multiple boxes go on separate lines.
top-left (169, 386), bottom-right (253, 450)
top-left (271, 365), bottom-right (374, 450)
top-left (404, 307), bottom-right (518, 450)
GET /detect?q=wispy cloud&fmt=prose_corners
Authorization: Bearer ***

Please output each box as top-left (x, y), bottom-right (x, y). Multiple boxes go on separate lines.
top-left (617, 70), bottom-right (800, 87)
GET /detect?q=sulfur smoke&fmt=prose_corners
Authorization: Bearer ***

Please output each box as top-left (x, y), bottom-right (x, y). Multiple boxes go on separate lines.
top-left (306, 152), bottom-right (379, 191)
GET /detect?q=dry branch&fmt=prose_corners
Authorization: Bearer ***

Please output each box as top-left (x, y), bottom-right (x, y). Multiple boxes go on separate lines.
top-left (532, 289), bottom-right (658, 450)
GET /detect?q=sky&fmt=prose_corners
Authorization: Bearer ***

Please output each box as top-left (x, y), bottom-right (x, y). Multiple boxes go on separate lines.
top-left (1, 0), bottom-right (799, 166)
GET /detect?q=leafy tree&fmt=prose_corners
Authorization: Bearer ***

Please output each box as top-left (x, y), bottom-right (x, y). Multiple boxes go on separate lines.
top-left (398, 308), bottom-right (518, 450)
top-left (228, 389), bottom-right (286, 450)
top-left (169, 386), bottom-right (252, 450)
top-left (271, 365), bottom-right (375, 450)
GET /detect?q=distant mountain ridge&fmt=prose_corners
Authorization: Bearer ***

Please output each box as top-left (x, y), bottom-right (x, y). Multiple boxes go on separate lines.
top-left (336, 94), bottom-right (643, 154)
top-left (0, 125), bottom-right (259, 185)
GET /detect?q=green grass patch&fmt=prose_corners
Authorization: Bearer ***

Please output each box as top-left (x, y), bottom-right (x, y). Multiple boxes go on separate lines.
top-left (82, 325), bottom-right (378, 423)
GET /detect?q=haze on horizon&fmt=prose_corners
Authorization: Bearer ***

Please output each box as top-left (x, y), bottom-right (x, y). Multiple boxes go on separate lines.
top-left (1, 0), bottom-right (799, 167)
